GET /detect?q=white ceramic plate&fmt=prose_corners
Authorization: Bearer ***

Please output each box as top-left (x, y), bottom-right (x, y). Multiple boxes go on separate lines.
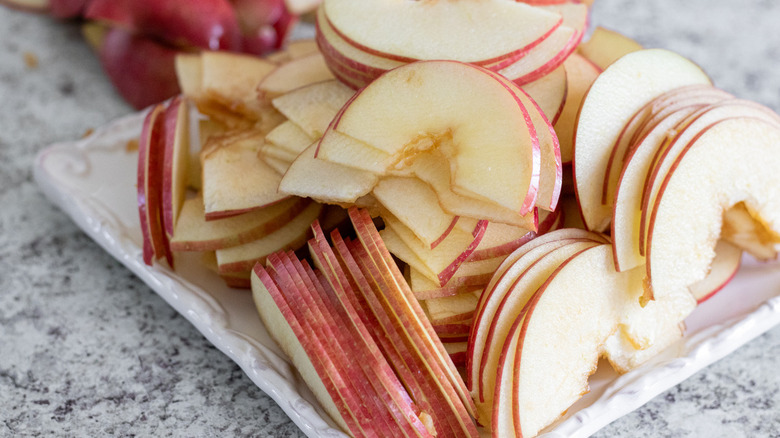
top-left (34, 109), bottom-right (780, 438)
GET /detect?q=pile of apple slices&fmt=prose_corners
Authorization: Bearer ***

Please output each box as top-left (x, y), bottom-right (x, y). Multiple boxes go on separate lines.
top-left (315, 0), bottom-right (588, 89)
top-left (253, 208), bottom-right (479, 438)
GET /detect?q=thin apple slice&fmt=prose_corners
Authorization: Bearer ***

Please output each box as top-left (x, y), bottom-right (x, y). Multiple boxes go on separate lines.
top-left (554, 53), bottom-right (601, 164)
top-left (137, 103), bottom-right (172, 266)
top-left (174, 53), bottom-right (203, 98)
top-left (576, 26), bottom-right (643, 70)
top-left (200, 50), bottom-right (276, 106)
top-left (646, 117), bottom-right (780, 302)
top-left (472, 239), bottom-right (600, 424)
top-left (689, 240), bottom-right (742, 303)
top-left (279, 142), bottom-right (378, 204)
top-left (265, 120), bottom-right (316, 156)
top-left (409, 267), bottom-right (482, 300)
top-left (423, 291), bottom-right (481, 326)
top-left (574, 48), bottom-right (711, 232)
top-left (161, 96), bottom-right (190, 239)
top-left (384, 212), bottom-right (487, 286)
top-left (329, 60), bottom-right (541, 215)
top-left (271, 80), bottom-right (355, 139)
top-left (496, 244), bottom-right (637, 438)
top-left (215, 201), bottom-right (321, 273)
top-left (200, 130), bottom-right (290, 219)
top-left (467, 222), bottom-right (536, 262)
top-left (372, 177), bottom-right (459, 249)
top-left (260, 154), bottom-right (293, 176)
top-left (324, 0), bottom-right (562, 63)
top-left (257, 53), bottom-right (336, 99)
top-left (170, 195), bottom-right (309, 251)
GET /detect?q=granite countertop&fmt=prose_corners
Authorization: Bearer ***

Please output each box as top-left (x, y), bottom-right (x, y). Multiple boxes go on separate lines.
top-left (1, 1), bottom-right (779, 437)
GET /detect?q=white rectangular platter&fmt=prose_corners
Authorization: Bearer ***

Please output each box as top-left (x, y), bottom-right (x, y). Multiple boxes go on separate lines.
top-left (33, 109), bottom-right (780, 438)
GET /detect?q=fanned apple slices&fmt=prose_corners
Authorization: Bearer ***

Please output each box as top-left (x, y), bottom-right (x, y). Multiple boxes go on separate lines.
top-left (252, 209), bottom-right (481, 437)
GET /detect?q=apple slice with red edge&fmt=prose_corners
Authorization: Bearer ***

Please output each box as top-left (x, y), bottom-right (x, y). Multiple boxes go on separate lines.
top-left (161, 96), bottom-right (189, 240)
top-left (257, 53), bottom-right (335, 99)
top-left (554, 53), bottom-right (601, 164)
top-left (689, 240), bottom-right (742, 303)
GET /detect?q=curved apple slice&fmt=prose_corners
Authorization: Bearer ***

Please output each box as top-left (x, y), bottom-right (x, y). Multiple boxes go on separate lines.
top-left (521, 64), bottom-right (568, 125)
top-left (331, 60), bottom-right (541, 215)
top-left (554, 53), bottom-right (601, 164)
top-left (646, 117), bottom-right (780, 302)
top-left (324, 0), bottom-right (562, 63)
top-left (574, 49), bottom-right (711, 232)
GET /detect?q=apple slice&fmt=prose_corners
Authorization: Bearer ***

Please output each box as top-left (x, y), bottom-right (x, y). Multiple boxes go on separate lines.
top-left (271, 79), bottom-right (355, 139)
top-left (138, 102), bottom-right (172, 266)
top-left (494, 244), bottom-right (637, 438)
top-left (646, 117), bottom-right (780, 302)
top-left (161, 96), bottom-right (190, 239)
top-left (257, 53), bottom-right (336, 99)
top-left (174, 53), bottom-right (203, 98)
top-left (215, 201), bottom-right (321, 273)
top-left (200, 50), bottom-right (276, 106)
top-left (327, 60), bottom-right (541, 215)
top-left (170, 195), bottom-right (310, 251)
top-left (423, 291), bottom-right (482, 326)
top-left (372, 177), bottom-right (459, 249)
top-left (689, 240), bottom-right (742, 303)
top-left (324, 0), bottom-right (562, 63)
top-left (467, 222), bottom-right (536, 262)
top-left (554, 53), bottom-right (601, 164)
top-left (200, 130), bottom-right (290, 219)
top-left (265, 120), bottom-right (316, 156)
top-left (279, 142), bottom-right (378, 204)
top-left (383, 212), bottom-right (487, 286)
top-left (576, 26), bottom-right (643, 70)
top-left (520, 64), bottom-right (568, 124)
top-left (574, 48), bottom-right (711, 232)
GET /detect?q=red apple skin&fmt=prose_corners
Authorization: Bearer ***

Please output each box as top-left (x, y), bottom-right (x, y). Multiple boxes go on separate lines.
top-left (98, 27), bottom-right (181, 109)
top-left (85, 0), bottom-right (242, 52)
top-left (231, 0), bottom-right (298, 55)
top-left (49, 0), bottom-right (90, 18)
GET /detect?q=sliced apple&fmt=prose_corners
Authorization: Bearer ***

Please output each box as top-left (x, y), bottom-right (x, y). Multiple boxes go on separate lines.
top-left (170, 195), bottom-right (310, 251)
top-left (265, 120), bottom-right (316, 156)
top-left (279, 142), bottom-right (378, 204)
top-left (137, 103), bottom-right (172, 266)
top-left (271, 79), bottom-right (354, 139)
top-left (467, 222), bottom-right (536, 262)
top-left (174, 53), bottom-right (203, 99)
top-left (215, 201), bottom-right (321, 273)
top-left (200, 130), bottom-right (290, 219)
top-left (257, 53), bottom-right (336, 99)
top-left (576, 26), bottom-right (643, 70)
top-left (574, 48), bottom-right (711, 232)
top-left (722, 202), bottom-right (780, 261)
top-left (200, 50), bottom-right (276, 105)
top-left (519, 64), bottom-right (568, 124)
top-left (554, 53), bottom-right (601, 164)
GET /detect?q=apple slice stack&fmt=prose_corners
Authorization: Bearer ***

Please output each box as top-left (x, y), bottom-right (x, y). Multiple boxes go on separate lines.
top-left (315, 0), bottom-right (588, 90)
top-left (252, 208), bottom-right (480, 437)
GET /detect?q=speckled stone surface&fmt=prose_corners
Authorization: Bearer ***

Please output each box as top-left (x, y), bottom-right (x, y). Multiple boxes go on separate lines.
top-left (1, 1), bottom-right (779, 437)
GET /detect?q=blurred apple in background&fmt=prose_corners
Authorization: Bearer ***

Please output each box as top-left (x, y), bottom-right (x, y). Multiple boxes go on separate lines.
top-left (1, 0), bottom-right (310, 109)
